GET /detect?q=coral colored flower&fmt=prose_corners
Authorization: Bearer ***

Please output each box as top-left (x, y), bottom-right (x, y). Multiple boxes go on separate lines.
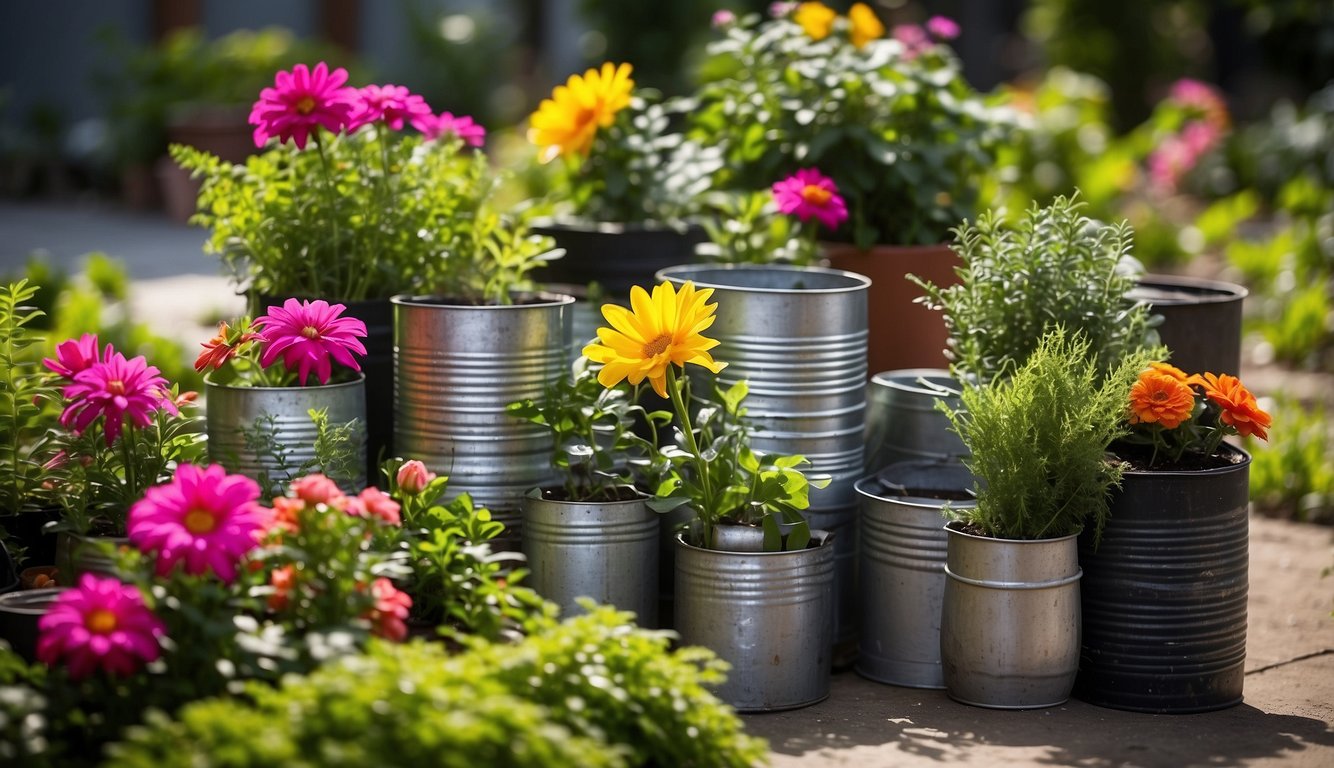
top-left (349, 487), bottom-right (401, 526)
top-left (195, 320), bottom-right (260, 373)
top-left (583, 281), bottom-right (727, 399)
top-left (712, 9), bottom-right (736, 28)
top-left (270, 495), bottom-right (305, 535)
top-left (365, 577), bottom-right (412, 642)
top-left (253, 298), bottom-right (367, 385)
top-left (1192, 372), bottom-right (1272, 440)
top-left (59, 352), bottom-right (177, 445)
top-left (396, 460), bottom-right (436, 495)
top-left (128, 464), bottom-right (268, 583)
top-left (926, 15), bottom-right (961, 40)
top-left (350, 84), bottom-right (433, 132)
top-left (528, 62), bottom-right (634, 162)
top-left (1149, 361), bottom-right (1189, 382)
top-left (794, 2), bottom-right (837, 41)
top-left (268, 565), bottom-right (297, 612)
top-left (848, 3), bottom-right (885, 48)
top-left (44, 333), bottom-right (112, 380)
top-left (290, 473), bottom-right (345, 506)
top-left (1128, 370), bottom-right (1197, 429)
top-left (893, 24), bottom-right (930, 58)
top-left (414, 111), bottom-right (486, 147)
top-left (249, 62), bottom-right (359, 149)
top-left (772, 168), bottom-right (849, 230)
top-left (37, 574), bottom-right (164, 681)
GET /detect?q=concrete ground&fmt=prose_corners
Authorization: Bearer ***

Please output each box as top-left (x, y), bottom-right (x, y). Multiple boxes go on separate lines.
top-left (4, 200), bottom-right (1333, 767)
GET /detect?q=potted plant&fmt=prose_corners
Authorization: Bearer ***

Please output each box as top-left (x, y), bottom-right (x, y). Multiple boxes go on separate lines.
top-left (0, 280), bottom-right (63, 567)
top-left (173, 61), bottom-right (496, 476)
top-left (40, 333), bottom-right (201, 580)
top-left (526, 62), bottom-right (716, 296)
top-left (938, 329), bottom-right (1151, 709)
top-left (194, 298), bottom-right (369, 494)
top-left (692, 6), bottom-right (1016, 372)
top-left (583, 279), bottom-right (835, 711)
top-left (693, 167), bottom-right (844, 267)
top-left (1077, 362), bottom-right (1271, 713)
top-left (508, 357), bottom-right (667, 625)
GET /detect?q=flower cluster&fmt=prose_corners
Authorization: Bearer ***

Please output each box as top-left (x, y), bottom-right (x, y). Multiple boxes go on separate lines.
top-left (1125, 362), bottom-right (1272, 466)
top-left (792, 2), bottom-right (885, 48)
top-left (1146, 78), bottom-right (1230, 194)
top-left (196, 298), bottom-right (367, 387)
top-left (45, 334), bottom-right (177, 446)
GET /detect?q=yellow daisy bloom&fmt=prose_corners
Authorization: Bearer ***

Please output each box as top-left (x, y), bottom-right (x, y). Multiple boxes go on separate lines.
top-left (527, 61), bottom-right (634, 163)
top-left (848, 3), bottom-right (885, 49)
top-left (793, 2), bottom-right (837, 42)
top-left (582, 281), bottom-right (728, 399)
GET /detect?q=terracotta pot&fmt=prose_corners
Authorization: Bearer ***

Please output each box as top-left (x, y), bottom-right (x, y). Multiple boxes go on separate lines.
top-left (822, 242), bottom-right (957, 376)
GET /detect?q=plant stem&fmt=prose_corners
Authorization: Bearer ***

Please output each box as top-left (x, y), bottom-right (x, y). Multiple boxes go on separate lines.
top-left (665, 366), bottom-right (714, 538)
top-left (312, 130), bottom-right (342, 298)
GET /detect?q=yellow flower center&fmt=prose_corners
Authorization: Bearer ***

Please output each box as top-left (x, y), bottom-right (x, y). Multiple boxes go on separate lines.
top-left (801, 184), bottom-right (832, 206)
top-left (86, 609), bottom-right (117, 635)
top-left (301, 326), bottom-right (320, 339)
top-left (184, 507), bottom-right (218, 535)
top-left (642, 333), bottom-right (672, 358)
top-left (106, 380), bottom-right (125, 395)
top-left (296, 96), bottom-right (317, 115)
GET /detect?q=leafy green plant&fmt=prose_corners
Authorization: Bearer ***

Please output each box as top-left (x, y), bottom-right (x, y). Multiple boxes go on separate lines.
top-left (942, 329), bottom-right (1152, 540)
top-left (107, 606), bottom-right (767, 768)
top-left (691, 6), bottom-right (1015, 247)
top-left (507, 357), bottom-right (669, 501)
top-left (1247, 396), bottom-right (1334, 524)
top-left (913, 194), bottom-right (1158, 384)
top-left (694, 189), bottom-right (821, 266)
top-left (232, 409), bottom-right (366, 497)
top-left (0, 280), bottom-right (60, 514)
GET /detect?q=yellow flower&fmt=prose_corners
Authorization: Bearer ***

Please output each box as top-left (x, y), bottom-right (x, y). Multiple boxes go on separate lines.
top-left (848, 3), bottom-right (885, 49)
top-left (582, 281), bottom-right (728, 399)
top-left (527, 62), bottom-right (634, 163)
top-left (794, 2), bottom-right (837, 42)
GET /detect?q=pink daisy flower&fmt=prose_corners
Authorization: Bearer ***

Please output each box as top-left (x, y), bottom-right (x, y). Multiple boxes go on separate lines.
top-left (37, 573), bottom-right (165, 681)
top-left (926, 15), bottom-right (961, 41)
top-left (414, 111), bottom-right (487, 147)
top-left (249, 62), bottom-right (360, 149)
top-left (290, 473), bottom-right (346, 506)
top-left (772, 168), bottom-right (849, 231)
top-left (128, 464), bottom-right (268, 583)
top-left (253, 298), bottom-right (368, 385)
top-left (59, 352), bottom-right (177, 445)
top-left (43, 333), bottom-right (113, 381)
top-left (350, 84), bottom-right (433, 132)
top-left (365, 577), bottom-right (412, 642)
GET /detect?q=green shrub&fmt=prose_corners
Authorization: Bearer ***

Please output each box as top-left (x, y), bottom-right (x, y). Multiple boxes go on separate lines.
top-left (1248, 396), bottom-right (1334, 524)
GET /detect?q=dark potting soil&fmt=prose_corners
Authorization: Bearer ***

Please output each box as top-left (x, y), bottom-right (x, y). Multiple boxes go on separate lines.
top-left (1110, 442), bottom-right (1246, 473)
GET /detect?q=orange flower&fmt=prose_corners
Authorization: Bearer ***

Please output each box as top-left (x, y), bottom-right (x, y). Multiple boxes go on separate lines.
top-left (1149, 361), bottom-right (1189, 382)
top-left (268, 564), bottom-right (296, 612)
top-left (1192, 372), bottom-right (1272, 440)
top-left (194, 321), bottom-right (259, 373)
top-left (1128, 369), bottom-right (1196, 429)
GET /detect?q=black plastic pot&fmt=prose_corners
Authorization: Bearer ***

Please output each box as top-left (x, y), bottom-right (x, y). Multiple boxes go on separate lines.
top-left (532, 219), bottom-right (705, 297)
top-left (0, 505), bottom-right (61, 567)
top-left (1129, 275), bottom-right (1247, 376)
top-left (1076, 445), bottom-right (1251, 713)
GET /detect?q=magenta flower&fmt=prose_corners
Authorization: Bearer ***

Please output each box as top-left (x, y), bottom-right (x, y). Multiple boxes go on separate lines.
top-left (128, 464), bottom-right (268, 583)
top-left (926, 15), bottom-right (960, 40)
top-left (1168, 78), bottom-right (1229, 131)
top-left (37, 573), bottom-right (165, 681)
top-left (59, 352), bottom-right (177, 445)
top-left (253, 298), bottom-right (368, 385)
top-left (414, 111), bottom-right (487, 147)
top-left (249, 62), bottom-right (360, 149)
top-left (43, 333), bottom-right (112, 381)
top-left (350, 84), bottom-right (433, 132)
top-left (772, 168), bottom-right (849, 230)
top-left (712, 9), bottom-right (737, 28)
top-left (892, 24), bottom-right (930, 58)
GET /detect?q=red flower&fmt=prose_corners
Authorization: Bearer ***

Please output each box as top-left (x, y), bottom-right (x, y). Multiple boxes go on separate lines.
top-left (365, 578), bottom-right (412, 642)
top-left (195, 320), bottom-right (260, 373)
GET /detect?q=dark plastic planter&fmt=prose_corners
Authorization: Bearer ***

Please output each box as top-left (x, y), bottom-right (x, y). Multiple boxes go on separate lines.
top-left (532, 219), bottom-right (705, 297)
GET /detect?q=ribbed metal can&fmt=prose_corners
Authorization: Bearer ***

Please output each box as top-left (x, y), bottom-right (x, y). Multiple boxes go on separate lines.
top-left (674, 530), bottom-right (835, 712)
top-left (205, 376), bottom-right (367, 492)
top-left (393, 293), bottom-right (573, 532)
top-left (1076, 446), bottom-right (1250, 713)
top-left (655, 264), bottom-right (870, 509)
top-left (856, 460), bottom-right (975, 688)
top-left (521, 493), bottom-right (659, 626)
top-left (941, 523), bottom-right (1083, 709)
top-left (865, 369), bottom-right (967, 475)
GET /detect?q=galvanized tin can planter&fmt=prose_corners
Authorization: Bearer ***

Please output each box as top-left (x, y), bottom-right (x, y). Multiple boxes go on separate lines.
top-left (521, 491), bottom-right (659, 626)
top-left (674, 529), bottom-right (835, 712)
top-left (1076, 446), bottom-right (1250, 713)
top-left (941, 522), bottom-right (1083, 709)
top-left (855, 460), bottom-right (975, 688)
top-left (393, 293), bottom-right (573, 532)
top-left (1127, 275), bottom-right (1247, 376)
top-left (54, 533), bottom-right (130, 581)
top-left (864, 369), bottom-right (967, 475)
top-left (205, 375), bottom-right (367, 492)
